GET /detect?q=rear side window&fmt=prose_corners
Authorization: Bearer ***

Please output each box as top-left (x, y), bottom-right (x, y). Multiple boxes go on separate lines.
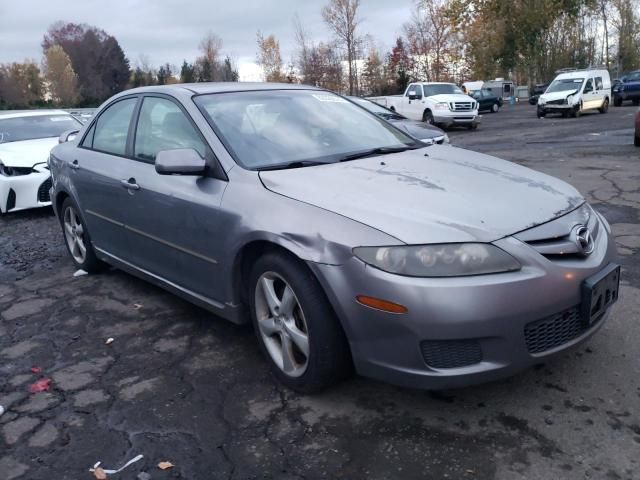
top-left (90, 98), bottom-right (137, 156)
top-left (595, 77), bottom-right (603, 90)
top-left (134, 97), bottom-right (206, 162)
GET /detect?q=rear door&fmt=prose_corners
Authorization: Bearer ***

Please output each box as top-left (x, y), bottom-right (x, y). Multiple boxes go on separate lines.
top-left (73, 96), bottom-right (139, 259)
top-left (121, 94), bottom-right (228, 302)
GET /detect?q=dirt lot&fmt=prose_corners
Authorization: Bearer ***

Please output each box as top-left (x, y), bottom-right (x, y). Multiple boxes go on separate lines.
top-left (1, 103), bottom-right (639, 480)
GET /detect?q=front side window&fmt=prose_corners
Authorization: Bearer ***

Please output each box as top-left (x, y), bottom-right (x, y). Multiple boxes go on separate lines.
top-left (0, 114), bottom-right (81, 144)
top-left (90, 98), bottom-right (137, 156)
top-left (406, 85), bottom-right (422, 98)
top-left (134, 97), bottom-right (206, 162)
top-left (194, 90), bottom-right (417, 170)
top-left (584, 78), bottom-right (594, 91)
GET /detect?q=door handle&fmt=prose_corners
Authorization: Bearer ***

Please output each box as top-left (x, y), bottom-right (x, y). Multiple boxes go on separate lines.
top-left (120, 178), bottom-right (140, 191)
top-left (70, 160), bottom-right (80, 170)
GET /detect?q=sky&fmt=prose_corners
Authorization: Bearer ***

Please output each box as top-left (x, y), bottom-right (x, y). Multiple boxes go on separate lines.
top-left (0, 0), bottom-right (413, 81)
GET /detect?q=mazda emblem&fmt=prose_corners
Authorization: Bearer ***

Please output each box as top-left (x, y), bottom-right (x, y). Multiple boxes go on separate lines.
top-left (573, 225), bottom-right (595, 255)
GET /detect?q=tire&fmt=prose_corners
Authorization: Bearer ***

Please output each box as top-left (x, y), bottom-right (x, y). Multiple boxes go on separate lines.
top-left (249, 251), bottom-right (352, 393)
top-left (491, 103), bottom-right (499, 113)
top-left (613, 96), bottom-right (623, 107)
top-left (572, 104), bottom-right (581, 118)
top-left (633, 99), bottom-right (640, 107)
top-left (423, 110), bottom-right (434, 124)
top-left (635, 134), bottom-right (640, 147)
top-left (60, 197), bottom-right (106, 273)
top-left (537, 107), bottom-right (545, 118)
top-left (599, 98), bottom-right (609, 114)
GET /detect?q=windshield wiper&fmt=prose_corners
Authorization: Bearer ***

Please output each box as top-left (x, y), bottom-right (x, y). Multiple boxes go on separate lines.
top-left (256, 160), bottom-right (330, 171)
top-left (338, 145), bottom-right (421, 163)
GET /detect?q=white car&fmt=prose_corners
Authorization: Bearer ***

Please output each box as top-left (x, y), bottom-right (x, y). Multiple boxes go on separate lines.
top-left (0, 110), bottom-right (82, 213)
top-left (369, 82), bottom-right (481, 129)
top-left (537, 68), bottom-right (611, 118)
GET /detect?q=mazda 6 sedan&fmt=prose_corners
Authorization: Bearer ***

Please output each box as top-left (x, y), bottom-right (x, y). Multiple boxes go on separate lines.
top-left (49, 83), bottom-right (620, 392)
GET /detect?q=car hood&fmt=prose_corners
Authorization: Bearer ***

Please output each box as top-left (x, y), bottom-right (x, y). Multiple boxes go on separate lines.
top-left (540, 90), bottom-right (576, 103)
top-left (391, 119), bottom-right (444, 140)
top-left (260, 146), bottom-right (584, 244)
top-left (0, 137), bottom-right (58, 168)
top-left (427, 93), bottom-right (475, 103)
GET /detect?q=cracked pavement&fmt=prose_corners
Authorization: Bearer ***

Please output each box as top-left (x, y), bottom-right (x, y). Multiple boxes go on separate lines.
top-left (1, 104), bottom-right (639, 479)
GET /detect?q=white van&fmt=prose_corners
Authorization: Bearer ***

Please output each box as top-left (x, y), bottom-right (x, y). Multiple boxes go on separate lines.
top-left (537, 68), bottom-right (611, 118)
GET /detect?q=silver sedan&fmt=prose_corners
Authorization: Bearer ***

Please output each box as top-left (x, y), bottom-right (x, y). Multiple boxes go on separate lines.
top-left (49, 83), bottom-right (619, 392)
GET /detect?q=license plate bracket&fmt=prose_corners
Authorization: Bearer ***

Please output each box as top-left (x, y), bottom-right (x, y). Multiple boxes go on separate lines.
top-left (581, 263), bottom-right (620, 326)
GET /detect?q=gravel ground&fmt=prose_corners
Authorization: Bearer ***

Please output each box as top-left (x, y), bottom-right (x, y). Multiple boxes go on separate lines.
top-left (1, 103), bottom-right (639, 480)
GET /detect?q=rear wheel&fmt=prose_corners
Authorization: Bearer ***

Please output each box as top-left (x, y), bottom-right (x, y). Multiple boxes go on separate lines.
top-left (599, 98), bottom-right (609, 113)
top-left (491, 103), bottom-right (499, 113)
top-left (60, 197), bottom-right (106, 273)
top-left (249, 251), bottom-right (352, 392)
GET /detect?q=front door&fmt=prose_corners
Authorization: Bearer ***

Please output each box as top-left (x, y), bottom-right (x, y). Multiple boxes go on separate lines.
top-left (582, 78), bottom-right (598, 110)
top-left (73, 97), bottom-right (139, 259)
top-left (122, 95), bottom-right (228, 302)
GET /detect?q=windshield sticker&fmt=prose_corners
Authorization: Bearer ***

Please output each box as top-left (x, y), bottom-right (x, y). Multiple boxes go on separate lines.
top-left (312, 94), bottom-right (348, 103)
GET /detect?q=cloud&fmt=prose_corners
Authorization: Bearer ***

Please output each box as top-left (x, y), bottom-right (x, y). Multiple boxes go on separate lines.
top-left (0, 0), bottom-right (412, 70)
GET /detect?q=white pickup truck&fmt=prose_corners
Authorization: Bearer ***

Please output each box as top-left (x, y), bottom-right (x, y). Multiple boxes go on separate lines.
top-left (369, 82), bottom-right (481, 129)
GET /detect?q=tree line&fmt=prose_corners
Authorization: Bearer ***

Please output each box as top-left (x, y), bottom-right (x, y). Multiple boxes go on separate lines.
top-left (1, 0), bottom-right (639, 109)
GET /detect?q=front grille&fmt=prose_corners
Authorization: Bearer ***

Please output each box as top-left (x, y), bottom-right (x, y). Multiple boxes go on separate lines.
top-left (546, 99), bottom-right (566, 105)
top-left (450, 102), bottom-right (473, 112)
top-left (37, 177), bottom-right (52, 203)
top-left (524, 305), bottom-right (596, 354)
top-left (420, 339), bottom-right (482, 369)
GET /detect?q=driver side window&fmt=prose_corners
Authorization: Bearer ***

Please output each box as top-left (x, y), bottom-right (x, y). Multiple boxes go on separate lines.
top-left (134, 97), bottom-right (206, 162)
top-left (584, 79), bottom-right (593, 92)
top-left (406, 85), bottom-right (422, 99)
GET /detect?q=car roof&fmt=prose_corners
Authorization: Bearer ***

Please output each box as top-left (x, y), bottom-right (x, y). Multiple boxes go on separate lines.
top-left (0, 109), bottom-right (71, 119)
top-left (556, 70), bottom-right (609, 80)
top-left (414, 82), bottom-right (456, 85)
top-left (122, 82), bottom-right (321, 96)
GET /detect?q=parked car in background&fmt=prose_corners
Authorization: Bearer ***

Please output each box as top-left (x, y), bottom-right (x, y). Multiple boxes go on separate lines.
top-left (66, 108), bottom-right (95, 124)
top-left (537, 68), bottom-right (611, 118)
top-left (349, 96), bottom-right (449, 145)
top-left (612, 70), bottom-right (640, 106)
top-left (0, 110), bottom-right (82, 213)
top-left (528, 83), bottom-right (549, 105)
top-left (49, 83), bottom-right (619, 392)
top-left (369, 82), bottom-right (481, 129)
top-left (635, 108), bottom-right (640, 146)
top-left (471, 88), bottom-right (503, 112)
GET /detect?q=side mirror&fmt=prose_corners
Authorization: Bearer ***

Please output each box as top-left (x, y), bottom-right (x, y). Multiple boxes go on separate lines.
top-left (155, 148), bottom-right (207, 176)
top-left (59, 129), bottom-right (79, 144)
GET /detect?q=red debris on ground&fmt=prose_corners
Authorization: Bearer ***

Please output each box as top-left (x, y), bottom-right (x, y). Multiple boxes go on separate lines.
top-left (29, 378), bottom-right (52, 393)
top-left (30, 366), bottom-right (42, 374)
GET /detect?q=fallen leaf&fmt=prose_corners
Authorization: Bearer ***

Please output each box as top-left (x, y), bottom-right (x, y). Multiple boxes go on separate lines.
top-left (31, 366), bottom-right (42, 374)
top-left (158, 461), bottom-right (174, 470)
top-left (94, 467), bottom-right (107, 479)
top-left (29, 378), bottom-right (52, 393)
top-left (105, 338), bottom-right (114, 345)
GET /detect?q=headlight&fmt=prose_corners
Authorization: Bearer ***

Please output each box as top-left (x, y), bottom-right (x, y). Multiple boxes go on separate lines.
top-left (434, 102), bottom-right (449, 111)
top-left (353, 243), bottom-right (521, 277)
top-left (566, 95), bottom-right (574, 105)
top-left (0, 161), bottom-right (33, 177)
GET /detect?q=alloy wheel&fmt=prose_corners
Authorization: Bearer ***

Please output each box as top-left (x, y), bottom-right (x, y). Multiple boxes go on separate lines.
top-left (63, 206), bottom-right (87, 264)
top-left (254, 271), bottom-right (310, 377)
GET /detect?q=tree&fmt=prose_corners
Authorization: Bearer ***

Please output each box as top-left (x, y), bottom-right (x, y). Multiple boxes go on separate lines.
top-left (156, 63), bottom-right (173, 85)
top-left (322, 0), bottom-right (361, 95)
top-left (220, 56), bottom-right (239, 82)
top-left (0, 61), bottom-right (43, 108)
top-left (256, 31), bottom-right (284, 82)
top-left (42, 45), bottom-right (79, 106)
top-left (197, 32), bottom-right (223, 81)
top-left (387, 37), bottom-right (412, 93)
top-left (42, 22), bottom-right (130, 105)
top-left (180, 61), bottom-right (196, 83)
top-left (362, 47), bottom-right (385, 95)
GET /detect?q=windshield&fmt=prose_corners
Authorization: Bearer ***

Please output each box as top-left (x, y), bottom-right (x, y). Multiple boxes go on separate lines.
top-left (546, 78), bottom-right (584, 93)
top-left (423, 84), bottom-right (464, 97)
top-left (195, 90), bottom-right (417, 169)
top-left (0, 114), bottom-right (81, 144)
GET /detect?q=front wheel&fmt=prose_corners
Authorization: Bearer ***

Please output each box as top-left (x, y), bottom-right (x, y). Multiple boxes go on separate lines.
top-left (572, 104), bottom-right (581, 118)
top-left (249, 251), bottom-right (352, 393)
top-left (537, 107), bottom-right (545, 118)
top-left (60, 197), bottom-right (106, 273)
top-left (423, 110), bottom-right (434, 124)
top-left (599, 98), bottom-right (609, 113)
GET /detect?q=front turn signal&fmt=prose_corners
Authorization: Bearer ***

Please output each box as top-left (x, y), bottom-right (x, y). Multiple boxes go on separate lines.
top-left (356, 295), bottom-right (408, 314)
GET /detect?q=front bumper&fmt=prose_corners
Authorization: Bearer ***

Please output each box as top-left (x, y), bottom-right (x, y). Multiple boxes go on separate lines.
top-left (539, 103), bottom-right (574, 112)
top-left (0, 169), bottom-right (52, 213)
top-left (433, 114), bottom-right (481, 127)
top-left (309, 220), bottom-right (617, 390)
